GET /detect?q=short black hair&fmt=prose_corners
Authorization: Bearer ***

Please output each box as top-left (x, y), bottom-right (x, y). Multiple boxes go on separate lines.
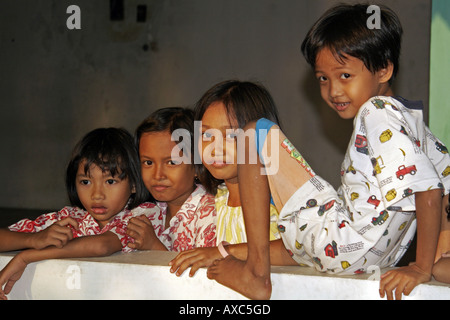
top-left (65, 127), bottom-right (150, 210)
top-left (301, 3), bottom-right (403, 84)
top-left (194, 80), bottom-right (281, 194)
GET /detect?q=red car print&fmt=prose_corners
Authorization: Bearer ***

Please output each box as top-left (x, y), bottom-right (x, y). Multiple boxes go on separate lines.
top-left (396, 165), bottom-right (417, 180)
top-left (367, 195), bottom-right (381, 209)
top-left (355, 134), bottom-right (368, 155)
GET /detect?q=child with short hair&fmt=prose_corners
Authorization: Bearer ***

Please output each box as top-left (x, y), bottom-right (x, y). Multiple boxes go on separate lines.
top-left (128, 107), bottom-right (216, 252)
top-left (205, 4), bottom-right (450, 300)
top-left (0, 127), bottom-right (159, 299)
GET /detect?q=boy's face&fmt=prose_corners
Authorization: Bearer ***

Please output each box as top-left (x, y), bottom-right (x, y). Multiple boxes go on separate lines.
top-left (314, 47), bottom-right (393, 119)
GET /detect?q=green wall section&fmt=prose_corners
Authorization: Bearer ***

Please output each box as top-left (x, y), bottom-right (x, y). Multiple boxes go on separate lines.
top-left (430, 0), bottom-right (450, 146)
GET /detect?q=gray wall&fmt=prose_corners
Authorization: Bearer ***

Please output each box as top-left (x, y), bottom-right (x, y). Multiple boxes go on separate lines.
top-left (0, 0), bottom-right (431, 210)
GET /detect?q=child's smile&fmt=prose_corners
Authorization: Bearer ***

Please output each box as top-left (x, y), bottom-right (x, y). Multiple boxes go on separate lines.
top-left (314, 47), bottom-right (393, 119)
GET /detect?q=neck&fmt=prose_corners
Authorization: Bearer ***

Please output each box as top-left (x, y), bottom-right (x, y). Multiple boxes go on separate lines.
top-left (380, 83), bottom-right (394, 97)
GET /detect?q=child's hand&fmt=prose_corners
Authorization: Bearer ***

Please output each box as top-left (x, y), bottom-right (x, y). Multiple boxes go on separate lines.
top-left (0, 252), bottom-right (28, 300)
top-left (379, 264), bottom-right (431, 300)
top-left (126, 215), bottom-right (158, 250)
top-left (169, 247), bottom-right (223, 277)
top-left (30, 217), bottom-right (79, 250)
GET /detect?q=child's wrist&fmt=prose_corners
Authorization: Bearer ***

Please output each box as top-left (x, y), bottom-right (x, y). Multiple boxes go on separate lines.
top-left (218, 241), bottom-right (230, 258)
top-left (25, 233), bottom-right (37, 249)
top-left (411, 262), bottom-right (432, 278)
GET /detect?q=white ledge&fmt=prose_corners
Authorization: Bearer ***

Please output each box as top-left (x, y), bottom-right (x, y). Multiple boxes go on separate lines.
top-left (1, 251), bottom-right (449, 300)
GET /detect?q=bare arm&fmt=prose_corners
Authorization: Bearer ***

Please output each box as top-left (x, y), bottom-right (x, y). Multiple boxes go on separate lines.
top-left (380, 189), bottom-right (442, 300)
top-left (0, 232), bottom-right (122, 298)
top-left (0, 228), bottom-right (36, 252)
top-left (435, 194), bottom-right (450, 261)
top-left (0, 217), bottom-right (79, 252)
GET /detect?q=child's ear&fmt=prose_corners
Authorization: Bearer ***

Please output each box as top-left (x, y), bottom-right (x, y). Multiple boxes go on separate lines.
top-left (378, 61), bottom-right (394, 84)
top-left (131, 184), bottom-right (136, 193)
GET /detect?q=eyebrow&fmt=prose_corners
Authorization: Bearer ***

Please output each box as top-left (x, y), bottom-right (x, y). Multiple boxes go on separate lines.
top-left (140, 154), bottom-right (174, 161)
top-left (201, 124), bottom-right (236, 130)
top-left (76, 171), bottom-right (116, 178)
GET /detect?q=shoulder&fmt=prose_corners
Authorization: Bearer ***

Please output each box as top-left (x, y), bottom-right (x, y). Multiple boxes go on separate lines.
top-left (358, 96), bottom-right (402, 116)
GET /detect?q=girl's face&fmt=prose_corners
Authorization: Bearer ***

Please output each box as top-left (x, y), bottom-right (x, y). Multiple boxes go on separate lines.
top-left (76, 160), bottom-right (134, 228)
top-left (314, 47), bottom-right (393, 119)
top-left (200, 102), bottom-right (238, 184)
top-left (139, 130), bottom-right (196, 207)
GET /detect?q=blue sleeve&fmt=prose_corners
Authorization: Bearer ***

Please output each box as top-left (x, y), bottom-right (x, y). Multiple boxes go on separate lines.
top-left (255, 118), bottom-right (277, 164)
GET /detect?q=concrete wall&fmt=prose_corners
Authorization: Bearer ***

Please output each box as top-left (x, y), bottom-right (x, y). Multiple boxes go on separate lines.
top-left (2, 250), bottom-right (450, 300)
top-left (0, 0), bottom-right (431, 210)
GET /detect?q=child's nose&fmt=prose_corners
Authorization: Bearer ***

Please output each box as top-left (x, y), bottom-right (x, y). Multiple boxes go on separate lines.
top-left (91, 184), bottom-right (105, 200)
top-left (153, 164), bottom-right (166, 180)
top-left (329, 80), bottom-right (343, 98)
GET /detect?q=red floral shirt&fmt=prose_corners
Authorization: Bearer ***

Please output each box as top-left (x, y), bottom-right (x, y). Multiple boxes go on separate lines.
top-left (150, 185), bottom-right (217, 251)
top-left (8, 202), bottom-right (160, 253)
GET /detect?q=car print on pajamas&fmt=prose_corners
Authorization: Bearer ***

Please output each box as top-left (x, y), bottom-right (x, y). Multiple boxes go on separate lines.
top-left (367, 195), bottom-right (381, 209)
top-left (436, 141), bottom-right (448, 154)
top-left (355, 134), bottom-right (368, 155)
top-left (372, 210), bottom-right (389, 226)
top-left (396, 164), bottom-right (416, 180)
top-left (317, 200), bottom-right (335, 216)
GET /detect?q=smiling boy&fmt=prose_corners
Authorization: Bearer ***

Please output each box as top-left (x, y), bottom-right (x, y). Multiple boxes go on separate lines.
top-left (279, 3), bottom-right (450, 299)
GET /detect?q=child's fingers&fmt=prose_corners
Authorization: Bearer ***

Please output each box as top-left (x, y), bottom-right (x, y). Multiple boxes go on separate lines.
top-left (126, 241), bottom-right (137, 249)
top-left (49, 230), bottom-right (73, 248)
top-left (169, 250), bottom-right (197, 275)
top-left (57, 217), bottom-right (79, 230)
top-left (379, 271), bottom-right (396, 299)
top-left (135, 215), bottom-right (152, 225)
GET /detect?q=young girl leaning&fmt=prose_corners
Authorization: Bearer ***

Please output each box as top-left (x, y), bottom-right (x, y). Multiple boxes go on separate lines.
top-left (126, 107), bottom-right (216, 252)
top-left (168, 81), bottom-right (297, 296)
top-left (0, 127), bottom-right (159, 299)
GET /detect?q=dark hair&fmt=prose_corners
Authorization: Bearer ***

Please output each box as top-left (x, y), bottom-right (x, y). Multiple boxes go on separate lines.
top-left (65, 127), bottom-right (150, 210)
top-left (194, 80), bottom-right (281, 194)
top-left (301, 3), bottom-right (403, 84)
top-left (135, 107), bottom-right (196, 161)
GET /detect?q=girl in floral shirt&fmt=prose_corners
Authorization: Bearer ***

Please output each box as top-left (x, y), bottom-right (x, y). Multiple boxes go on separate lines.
top-left (128, 107), bottom-right (216, 252)
top-left (0, 127), bottom-right (158, 299)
